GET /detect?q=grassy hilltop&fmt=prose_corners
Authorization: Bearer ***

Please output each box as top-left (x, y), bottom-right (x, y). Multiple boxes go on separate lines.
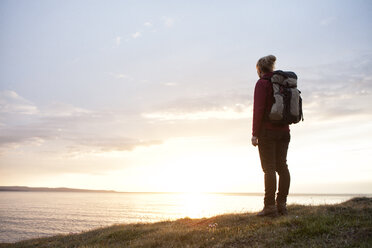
top-left (1, 197), bottom-right (371, 248)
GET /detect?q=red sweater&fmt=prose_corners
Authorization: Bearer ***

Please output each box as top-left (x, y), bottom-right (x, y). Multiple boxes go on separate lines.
top-left (252, 72), bottom-right (289, 137)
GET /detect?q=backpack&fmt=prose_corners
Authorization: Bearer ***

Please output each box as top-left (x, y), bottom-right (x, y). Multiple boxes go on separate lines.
top-left (267, 70), bottom-right (304, 125)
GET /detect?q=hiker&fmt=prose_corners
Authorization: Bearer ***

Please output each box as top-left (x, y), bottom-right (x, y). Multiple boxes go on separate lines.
top-left (252, 55), bottom-right (291, 217)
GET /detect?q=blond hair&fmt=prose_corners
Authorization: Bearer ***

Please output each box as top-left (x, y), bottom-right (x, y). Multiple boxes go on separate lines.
top-left (256, 55), bottom-right (276, 73)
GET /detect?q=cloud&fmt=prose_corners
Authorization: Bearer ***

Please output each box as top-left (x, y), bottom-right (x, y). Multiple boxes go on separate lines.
top-left (154, 91), bottom-right (250, 112)
top-left (142, 107), bottom-right (250, 121)
top-left (140, 54), bottom-right (372, 124)
top-left (0, 91), bottom-right (162, 154)
top-left (0, 127), bottom-right (48, 149)
top-left (142, 92), bottom-right (252, 121)
top-left (116, 74), bottom-right (131, 79)
top-left (70, 137), bottom-right (162, 153)
top-left (296, 54), bottom-right (372, 120)
top-left (41, 102), bottom-right (93, 117)
top-left (131, 31), bottom-right (141, 38)
top-left (162, 16), bottom-right (174, 27)
top-left (0, 90), bottom-right (38, 115)
top-left (144, 21), bottom-right (153, 27)
top-left (107, 72), bottom-right (133, 80)
top-left (0, 99), bottom-right (98, 149)
top-left (115, 36), bottom-right (122, 45)
top-left (162, 82), bottom-right (178, 86)
top-left (2, 55), bottom-right (371, 156)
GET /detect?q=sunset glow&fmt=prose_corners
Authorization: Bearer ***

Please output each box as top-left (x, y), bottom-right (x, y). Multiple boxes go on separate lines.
top-left (1, 0), bottom-right (372, 194)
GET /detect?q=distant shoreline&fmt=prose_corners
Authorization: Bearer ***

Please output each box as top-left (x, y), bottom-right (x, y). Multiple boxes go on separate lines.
top-left (0, 186), bottom-right (117, 193)
top-left (0, 186), bottom-right (370, 196)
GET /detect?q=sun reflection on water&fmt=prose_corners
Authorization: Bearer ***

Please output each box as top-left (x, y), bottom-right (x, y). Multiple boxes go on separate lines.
top-left (176, 192), bottom-right (218, 219)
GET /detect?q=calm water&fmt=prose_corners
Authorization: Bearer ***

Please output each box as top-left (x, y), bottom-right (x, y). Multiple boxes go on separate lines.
top-left (0, 192), bottom-right (368, 243)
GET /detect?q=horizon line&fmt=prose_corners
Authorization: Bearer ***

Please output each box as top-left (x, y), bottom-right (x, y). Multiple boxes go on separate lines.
top-left (0, 186), bottom-right (371, 196)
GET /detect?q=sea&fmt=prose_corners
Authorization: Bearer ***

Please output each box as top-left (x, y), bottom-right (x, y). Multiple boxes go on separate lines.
top-left (0, 192), bottom-right (369, 243)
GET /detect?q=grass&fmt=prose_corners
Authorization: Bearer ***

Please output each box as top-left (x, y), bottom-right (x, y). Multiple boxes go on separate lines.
top-left (1, 197), bottom-right (371, 248)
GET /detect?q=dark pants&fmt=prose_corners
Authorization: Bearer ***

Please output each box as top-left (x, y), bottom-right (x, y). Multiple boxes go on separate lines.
top-left (258, 129), bottom-right (290, 206)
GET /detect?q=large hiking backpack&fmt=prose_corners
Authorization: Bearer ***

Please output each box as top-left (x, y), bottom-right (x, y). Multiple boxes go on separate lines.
top-left (268, 70), bottom-right (303, 125)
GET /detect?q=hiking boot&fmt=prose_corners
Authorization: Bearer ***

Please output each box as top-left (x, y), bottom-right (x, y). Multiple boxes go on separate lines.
top-left (257, 205), bottom-right (278, 217)
top-left (277, 203), bottom-right (288, 216)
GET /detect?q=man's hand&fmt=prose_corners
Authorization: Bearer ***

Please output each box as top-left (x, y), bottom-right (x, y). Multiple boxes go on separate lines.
top-left (251, 136), bottom-right (258, 146)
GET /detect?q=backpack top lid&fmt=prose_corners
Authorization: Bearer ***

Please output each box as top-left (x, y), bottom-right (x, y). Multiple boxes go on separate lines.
top-left (271, 70), bottom-right (297, 88)
top-left (274, 70), bottom-right (297, 79)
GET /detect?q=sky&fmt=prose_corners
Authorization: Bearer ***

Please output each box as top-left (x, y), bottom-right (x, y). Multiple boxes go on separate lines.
top-left (1, 0), bottom-right (372, 194)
